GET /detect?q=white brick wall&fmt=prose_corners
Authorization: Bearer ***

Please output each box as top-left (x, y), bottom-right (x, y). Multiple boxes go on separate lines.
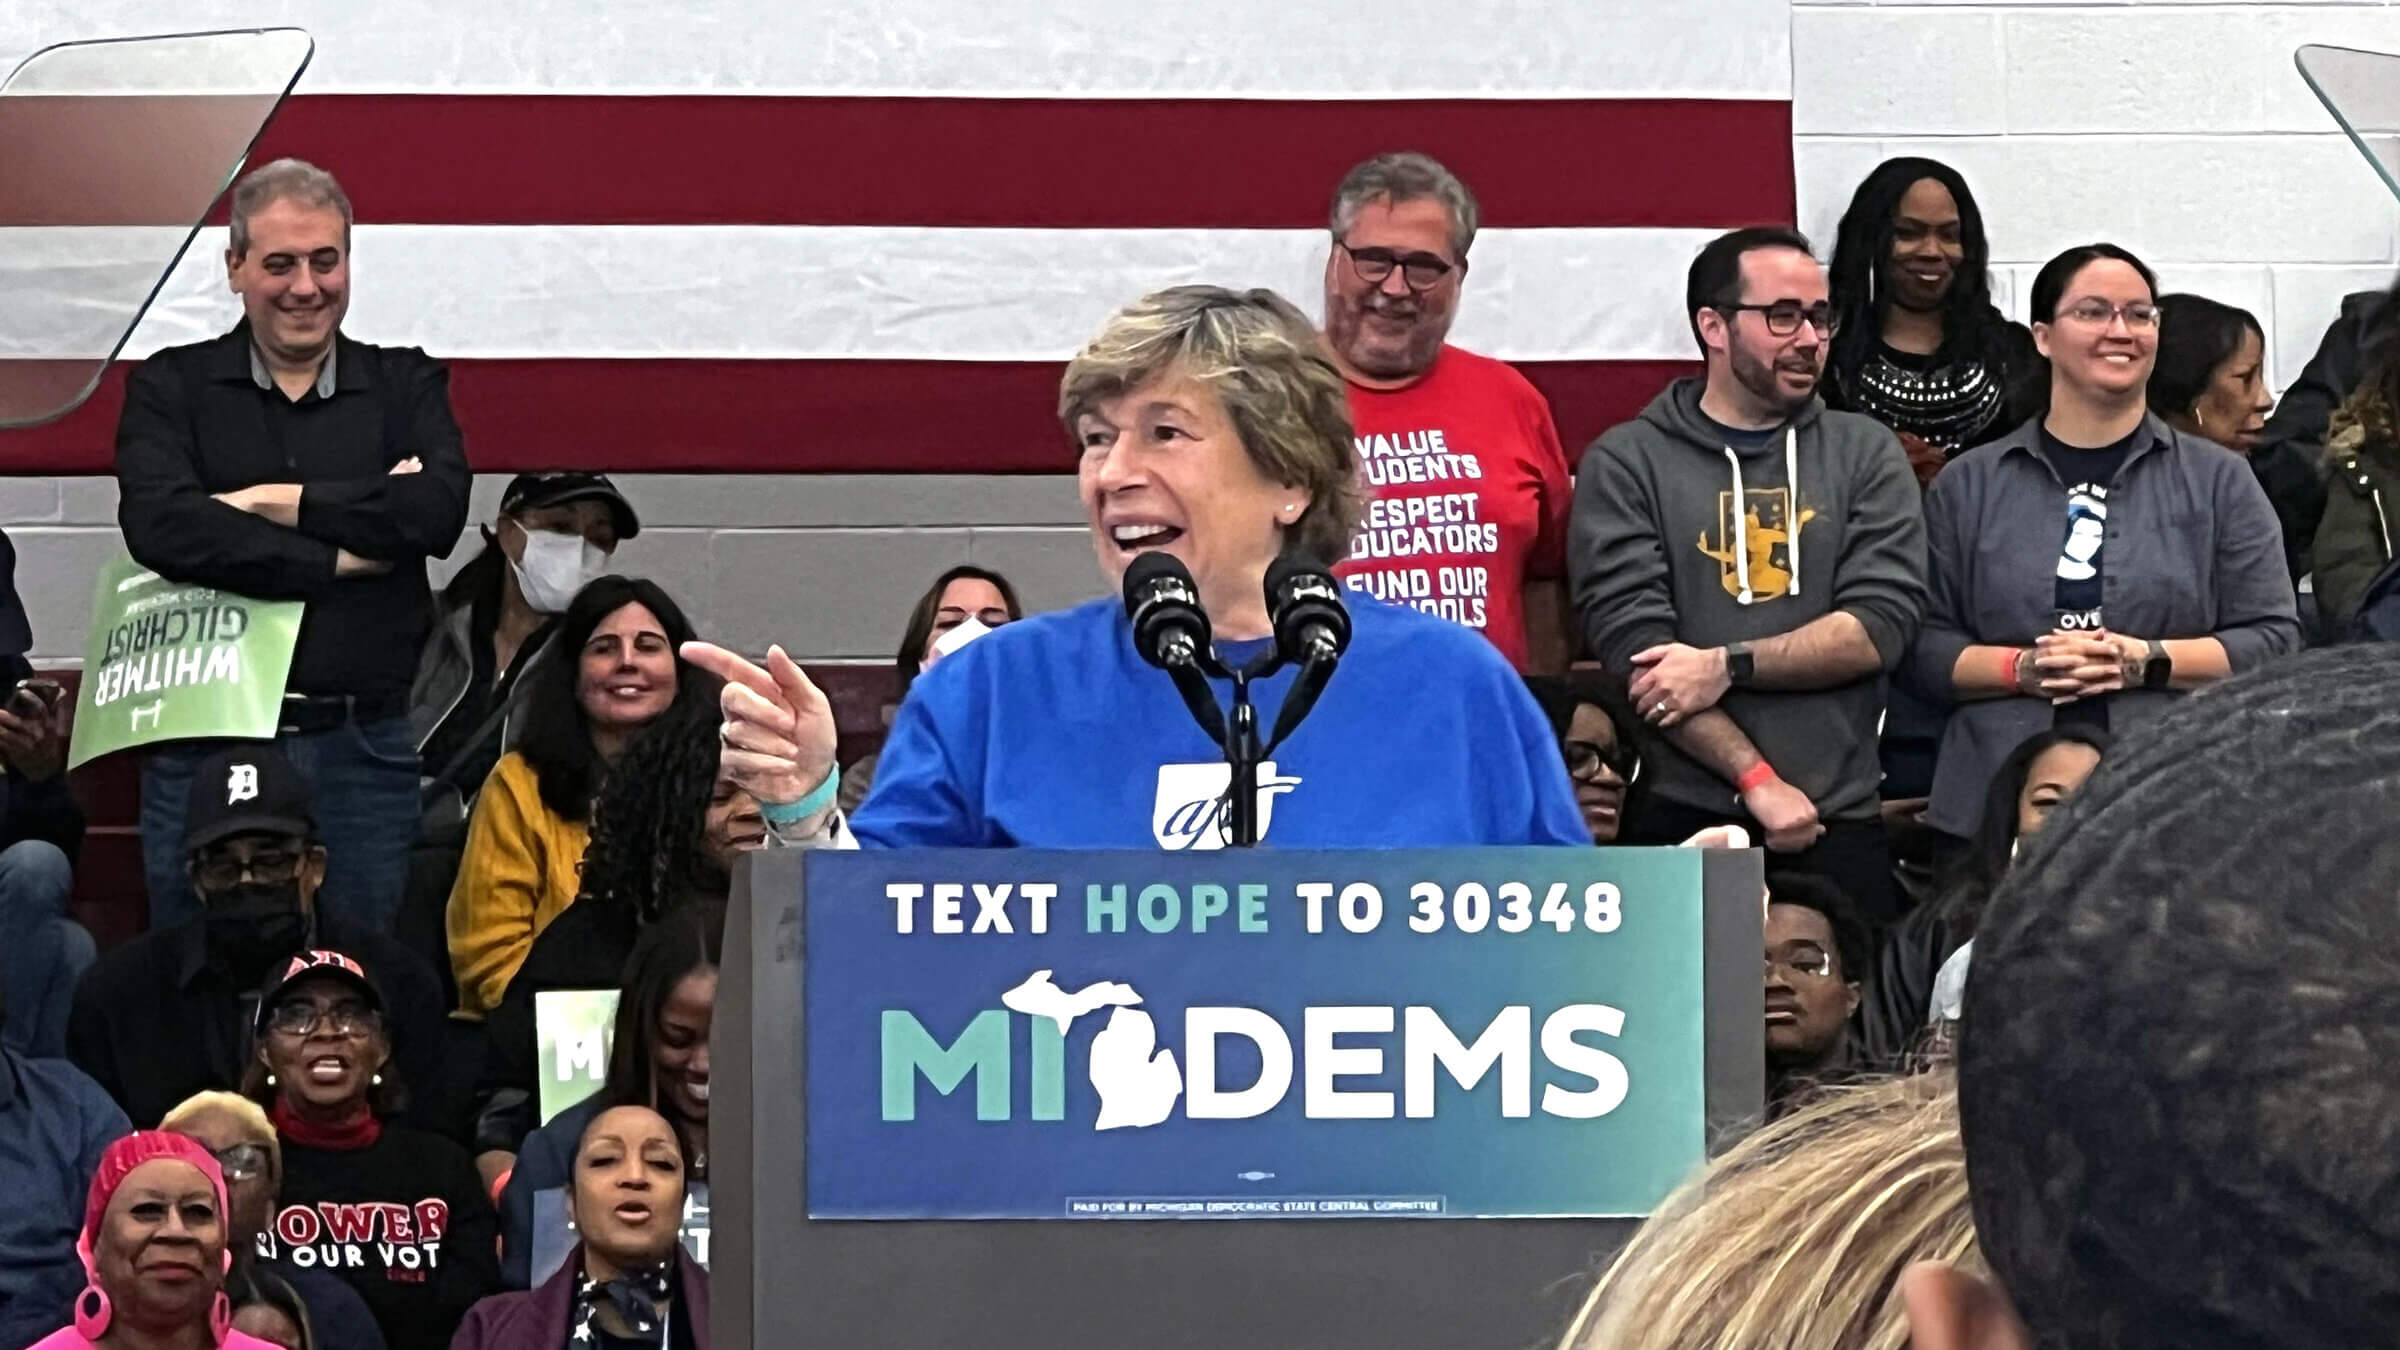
top-left (7, 476), bottom-right (1097, 667)
top-left (1794, 0), bottom-right (2400, 391)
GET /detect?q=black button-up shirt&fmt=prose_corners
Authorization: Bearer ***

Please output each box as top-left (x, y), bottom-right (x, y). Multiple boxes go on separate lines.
top-left (113, 322), bottom-right (473, 698)
top-left (64, 912), bottom-right (446, 1131)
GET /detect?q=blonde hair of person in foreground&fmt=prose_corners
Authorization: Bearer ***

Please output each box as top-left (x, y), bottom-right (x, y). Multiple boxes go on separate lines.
top-left (1560, 1070), bottom-right (1982, 1350)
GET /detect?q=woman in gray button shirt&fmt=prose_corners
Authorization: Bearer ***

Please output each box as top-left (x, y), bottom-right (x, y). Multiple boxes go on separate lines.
top-left (1904, 244), bottom-right (2301, 838)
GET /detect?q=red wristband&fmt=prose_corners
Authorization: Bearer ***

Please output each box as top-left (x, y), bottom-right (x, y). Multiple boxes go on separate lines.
top-left (1997, 646), bottom-right (2023, 690)
top-left (1735, 761), bottom-right (1778, 795)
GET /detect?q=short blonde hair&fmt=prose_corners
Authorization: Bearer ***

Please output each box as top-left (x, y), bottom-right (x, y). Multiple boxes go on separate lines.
top-left (160, 1090), bottom-right (280, 1180)
top-left (1058, 285), bottom-right (1363, 566)
top-left (1560, 1072), bottom-right (1982, 1350)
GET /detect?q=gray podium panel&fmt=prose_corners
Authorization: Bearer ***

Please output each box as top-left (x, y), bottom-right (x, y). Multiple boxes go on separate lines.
top-left (716, 847), bottom-right (1763, 1350)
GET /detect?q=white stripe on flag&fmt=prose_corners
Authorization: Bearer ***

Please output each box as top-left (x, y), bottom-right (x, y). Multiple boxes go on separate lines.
top-left (2, 225), bottom-right (1722, 363)
top-left (2, 0), bottom-right (1792, 99)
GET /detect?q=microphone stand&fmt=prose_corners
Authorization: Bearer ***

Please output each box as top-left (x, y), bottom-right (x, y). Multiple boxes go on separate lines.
top-left (1223, 668), bottom-right (1263, 848)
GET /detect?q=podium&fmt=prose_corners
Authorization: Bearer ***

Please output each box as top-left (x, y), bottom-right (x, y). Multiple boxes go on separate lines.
top-left (715, 846), bottom-right (1763, 1349)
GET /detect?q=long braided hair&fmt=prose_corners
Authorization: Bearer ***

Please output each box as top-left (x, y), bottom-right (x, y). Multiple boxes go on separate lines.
top-left (574, 674), bottom-right (730, 925)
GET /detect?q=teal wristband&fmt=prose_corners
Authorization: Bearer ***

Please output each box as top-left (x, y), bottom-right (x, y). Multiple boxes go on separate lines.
top-left (761, 766), bottom-right (840, 828)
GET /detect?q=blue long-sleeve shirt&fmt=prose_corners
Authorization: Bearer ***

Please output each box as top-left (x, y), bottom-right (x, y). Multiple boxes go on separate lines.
top-left (0, 1051), bottom-right (127, 1350)
top-left (851, 592), bottom-right (1586, 849)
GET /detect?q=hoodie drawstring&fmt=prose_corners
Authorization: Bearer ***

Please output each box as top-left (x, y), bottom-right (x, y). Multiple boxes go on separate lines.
top-left (1720, 427), bottom-right (1801, 606)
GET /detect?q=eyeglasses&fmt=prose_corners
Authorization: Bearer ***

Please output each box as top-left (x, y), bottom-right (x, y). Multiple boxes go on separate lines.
top-left (210, 1142), bottom-right (273, 1182)
top-left (193, 848), bottom-right (302, 892)
top-left (264, 1000), bottom-right (380, 1039)
top-left (1335, 241), bottom-right (1461, 292)
top-left (2058, 299), bottom-right (2159, 331)
top-left (1718, 301), bottom-right (1839, 337)
top-left (1564, 739), bottom-right (1641, 785)
top-left (1766, 945), bottom-right (1838, 980)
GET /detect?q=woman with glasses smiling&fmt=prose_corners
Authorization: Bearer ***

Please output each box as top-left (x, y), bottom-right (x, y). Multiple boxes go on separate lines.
top-left (1522, 673), bottom-right (1646, 845)
top-left (239, 951), bottom-right (498, 1350)
top-left (162, 1091), bottom-right (391, 1350)
top-left (1902, 243), bottom-right (2300, 844)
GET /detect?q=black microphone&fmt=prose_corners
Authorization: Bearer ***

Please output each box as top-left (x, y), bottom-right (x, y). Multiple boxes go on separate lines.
top-left (1265, 554), bottom-right (1352, 666)
top-left (1124, 551), bottom-right (1212, 670)
top-left (1262, 555), bottom-right (1351, 753)
top-left (1123, 551), bottom-right (1227, 748)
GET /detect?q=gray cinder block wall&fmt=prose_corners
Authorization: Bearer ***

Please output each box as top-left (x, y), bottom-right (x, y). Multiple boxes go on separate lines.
top-left (4, 474), bottom-right (1100, 667)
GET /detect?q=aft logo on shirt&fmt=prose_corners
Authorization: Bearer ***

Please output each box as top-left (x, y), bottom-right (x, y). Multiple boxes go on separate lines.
top-left (1152, 762), bottom-right (1302, 850)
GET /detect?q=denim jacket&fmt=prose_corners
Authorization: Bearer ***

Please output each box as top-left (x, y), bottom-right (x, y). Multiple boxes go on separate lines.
top-left (1903, 415), bottom-right (2300, 835)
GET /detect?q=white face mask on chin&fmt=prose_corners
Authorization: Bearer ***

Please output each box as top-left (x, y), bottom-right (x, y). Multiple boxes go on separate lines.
top-left (509, 528), bottom-right (609, 614)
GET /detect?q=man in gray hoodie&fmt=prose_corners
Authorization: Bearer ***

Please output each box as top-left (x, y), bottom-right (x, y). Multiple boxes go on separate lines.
top-left (1570, 227), bottom-right (1926, 921)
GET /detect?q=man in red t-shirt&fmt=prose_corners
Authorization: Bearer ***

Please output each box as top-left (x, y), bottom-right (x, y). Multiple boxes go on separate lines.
top-left (1321, 151), bottom-right (1573, 673)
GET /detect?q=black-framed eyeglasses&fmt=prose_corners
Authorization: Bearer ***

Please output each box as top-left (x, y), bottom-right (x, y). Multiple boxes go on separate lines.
top-left (1718, 300), bottom-right (1839, 337)
top-left (1564, 739), bottom-right (1641, 785)
top-left (1766, 944), bottom-right (1838, 980)
top-left (1336, 240), bottom-right (1462, 292)
top-left (193, 848), bottom-right (303, 892)
top-left (210, 1142), bottom-right (274, 1182)
top-left (265, 1000), bottom-right (380, 1039)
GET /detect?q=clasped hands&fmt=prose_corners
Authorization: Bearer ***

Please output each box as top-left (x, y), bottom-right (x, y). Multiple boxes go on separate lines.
top-left (2014, 629), bottom-right (2148, 703)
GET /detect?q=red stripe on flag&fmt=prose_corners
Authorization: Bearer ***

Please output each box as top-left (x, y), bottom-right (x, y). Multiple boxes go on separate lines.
top-left (196, 94), bottom-right (1791, 230)
top-left (2, 358), bottom-right (1689, 476)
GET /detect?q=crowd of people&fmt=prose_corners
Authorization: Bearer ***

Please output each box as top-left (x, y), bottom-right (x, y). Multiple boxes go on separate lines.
top-left (0, 138), bottom-right (2388, 1349)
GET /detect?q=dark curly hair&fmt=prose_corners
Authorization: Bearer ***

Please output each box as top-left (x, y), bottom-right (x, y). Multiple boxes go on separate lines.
top-left (574, 682), bottom-right (730, 925)
top-left (1962, 646), bottom-right (2400, 1348)
top-left (516, 576), bottom-right (703, 822)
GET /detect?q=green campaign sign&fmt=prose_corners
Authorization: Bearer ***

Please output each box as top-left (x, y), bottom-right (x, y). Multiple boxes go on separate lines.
top-left (67, 556), bottom-right (304, 769)
top-left (537, 988), bottom-right (621, 1124)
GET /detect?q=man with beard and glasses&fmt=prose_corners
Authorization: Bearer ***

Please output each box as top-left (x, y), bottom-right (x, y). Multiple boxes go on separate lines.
top-left (1322, 152), bottom-right (1574, 674)
top-left (1571, 227), bottom-right (1926, 922)
top-left (115, 158), bottom-right (472, 937)
top-left (65, 746), bottom-right (442, 1133)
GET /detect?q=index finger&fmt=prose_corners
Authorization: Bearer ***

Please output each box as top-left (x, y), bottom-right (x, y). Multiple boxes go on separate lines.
top-left (680, 640), bottom-right (785, 707)
top-left (766, 645), bottom-right (831, 716)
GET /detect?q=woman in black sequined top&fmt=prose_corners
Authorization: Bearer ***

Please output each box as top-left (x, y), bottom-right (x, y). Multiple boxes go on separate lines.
top-left (1824, 158), bottom-right (2042, 484)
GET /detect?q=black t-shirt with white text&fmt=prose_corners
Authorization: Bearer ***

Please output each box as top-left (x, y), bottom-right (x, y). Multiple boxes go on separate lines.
top-left (266, 1126), bottom-right (502, 1350)
top-left (2038, 426), bottom-right (2137, 729)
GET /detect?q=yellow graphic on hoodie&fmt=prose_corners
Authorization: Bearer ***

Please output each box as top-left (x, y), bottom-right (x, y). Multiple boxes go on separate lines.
top-left (1697, 488), bottom-right (1817, 601)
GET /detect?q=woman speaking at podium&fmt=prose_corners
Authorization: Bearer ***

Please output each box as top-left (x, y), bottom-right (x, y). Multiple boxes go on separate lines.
top-left (683, 286), bottom-right (1584, 849)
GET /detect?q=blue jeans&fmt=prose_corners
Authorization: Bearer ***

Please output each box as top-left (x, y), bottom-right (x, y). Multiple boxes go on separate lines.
top-left (0, 840), bottom-right (91, 1058)
top-left (141, 716), bottom-right (421, 934)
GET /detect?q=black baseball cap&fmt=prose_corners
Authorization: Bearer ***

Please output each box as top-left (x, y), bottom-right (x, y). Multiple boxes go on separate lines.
top-left (499, 472), bottom-right (640, 540)
top-left (254, 949), bottom-right (387, 1040)
top-left (184, 744), bottom-right (316, 854)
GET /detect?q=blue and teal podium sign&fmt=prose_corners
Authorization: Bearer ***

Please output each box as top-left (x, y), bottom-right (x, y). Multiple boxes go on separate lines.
top-left (804, 848), bottom-right (1712, 1221)
top-left (715, 846), bottom-right (1762, 1350)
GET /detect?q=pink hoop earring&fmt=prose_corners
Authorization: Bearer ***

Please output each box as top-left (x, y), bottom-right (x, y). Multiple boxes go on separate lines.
top-left (73, 1284), bottom-right (111, 1339)
top-left (209, 1290), bottom-right (232, 1345)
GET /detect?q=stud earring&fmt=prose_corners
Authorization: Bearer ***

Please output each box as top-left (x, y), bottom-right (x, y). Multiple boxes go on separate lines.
top-left (264, 1072), bottom-right (276, 1088)
top-left (371, 1072), bottom-right (383, 1087)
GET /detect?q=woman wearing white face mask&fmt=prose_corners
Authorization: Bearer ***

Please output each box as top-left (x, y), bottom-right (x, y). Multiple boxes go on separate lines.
top-left (410, 473), bottom-right (638, 810)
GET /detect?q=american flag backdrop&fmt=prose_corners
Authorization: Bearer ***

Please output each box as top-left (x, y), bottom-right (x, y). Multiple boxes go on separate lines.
top-left (4, 0), bottom-right (1795, 475)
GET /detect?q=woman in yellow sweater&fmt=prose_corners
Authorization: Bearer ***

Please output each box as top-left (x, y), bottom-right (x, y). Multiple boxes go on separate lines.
top-left (446, 576), bottom-right (706, 1016)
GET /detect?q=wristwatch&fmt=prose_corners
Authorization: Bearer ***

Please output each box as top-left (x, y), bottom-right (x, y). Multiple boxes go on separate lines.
top-left (2142, 638), bottom-right (2173, 691)
top-left (1723, 641), bottom-right (1756, 689)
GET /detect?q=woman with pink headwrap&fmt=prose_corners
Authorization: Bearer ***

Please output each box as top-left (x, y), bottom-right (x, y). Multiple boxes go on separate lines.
top-left (28, 1130), bottom-right (283, 1350)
